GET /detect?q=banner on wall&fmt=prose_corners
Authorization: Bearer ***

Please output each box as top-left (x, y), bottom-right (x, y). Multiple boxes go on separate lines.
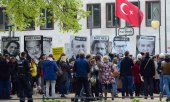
top-left (24, 35), bottom-right (43, 63)
top-left (90, 36), bottom-right (109, 56)
top-left (65, 43), bottom-right (72, 59)
top-left (1, 37), bottom-right (20, 57)
top-left (52, 47), bottom-right (64, 60)
top-left (136, 35), bottom-right (155, 55)
top-left (112, 36), bottom-right (130, 57)
top-left (43, 37), bottom-right (52, 56)
top-left (70, 36), bottom-right (87, 58)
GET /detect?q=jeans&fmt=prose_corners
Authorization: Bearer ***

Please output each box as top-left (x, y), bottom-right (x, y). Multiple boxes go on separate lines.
top-left (163, 75), bottom-right (170, 97)
top-left (143, 77), bottom-right (154, 96)
top-left (45, 80), bottom-right (56, 98)
top-left (60, 81), bottom-right (66, 96)
top-left (121, 76), bottom-right (133, 96)
top-left (159, 74), bottom-right (164, 93)
top-left (0, 80), bottom-right (10, 99)
top-left (17, 76), bottom-right (33, 102)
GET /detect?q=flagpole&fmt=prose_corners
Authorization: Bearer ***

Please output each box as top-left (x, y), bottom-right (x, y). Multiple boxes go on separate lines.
top-left (165, 0), bottom-right (167, 53)
top-left (138, 0), bottom-right (141, 36)
top-left (115, 0), bottom-right (118, 37)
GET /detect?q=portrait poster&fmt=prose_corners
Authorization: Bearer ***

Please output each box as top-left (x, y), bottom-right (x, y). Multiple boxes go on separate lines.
top-left (70, 36), bottom-right (87, 58)
top-left (136, 35), bottom-right (155, 55)
top-left (112, 36), bottom-right (130, 57)
top-left (43, 37), bottom-right (52, 56)
top-left (90, 36), bottom-right (109, 56)
top-left (65, 43), bottom-right (72, 59)
top-left (52, 47), bottom-right (64, 60)
top-left (1, 36), bottom-right (20, 57)
top-left (24, 35), bottom-right (43, 63)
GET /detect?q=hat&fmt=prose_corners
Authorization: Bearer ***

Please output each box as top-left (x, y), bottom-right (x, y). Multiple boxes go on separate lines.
top-left (159, 53), bottom-right (165, 59)
top-left (137, 54), bottom-right (142, 59)
top-left (61, 56), bottom-right (66, 62)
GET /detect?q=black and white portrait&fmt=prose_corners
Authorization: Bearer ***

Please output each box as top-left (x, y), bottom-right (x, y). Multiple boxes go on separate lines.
top-left (43, 37), bottom-right (52, 56)
top-left (136, 35), bottom-right (155, 55)
top-left (24, 35), bottom-right (43, 63)
top-left (112, 36), bottom-right (130, 57)
top-left (70, 36), bottom-right (87, 58)
top-left (91, 36), bottom-right (109, 56)
top-left (1, 37), bottom-right (20, 57)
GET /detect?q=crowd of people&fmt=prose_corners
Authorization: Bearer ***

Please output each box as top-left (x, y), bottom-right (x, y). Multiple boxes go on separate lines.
top-left (0, 50), bottom-right (170, 102)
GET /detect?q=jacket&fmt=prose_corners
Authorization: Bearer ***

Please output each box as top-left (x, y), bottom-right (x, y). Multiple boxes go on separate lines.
top-left (74, 56), bottom-right (90, 77)
top-left (140, 57), bottom-right (155, 77)
top-left (43, 60), bottom-right (57, 80)
top-left (120, 56), bottom-right (134, 76)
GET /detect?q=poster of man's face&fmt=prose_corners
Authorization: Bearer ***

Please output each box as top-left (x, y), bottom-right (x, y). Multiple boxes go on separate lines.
top-left (112, 36), bottom-right (130, 57)
top-left (43, 37), bottom-right (52, 56)
top-left (70, 36), bottom-right (87, 57)
top-left (1, 37), bottom-right (20, 57)
top-left (91, 36), bottom-right (109, 56)
top-left (24, 35), bottom-right (43, 63)
top-left (136, 35), bottom-right (155, 55)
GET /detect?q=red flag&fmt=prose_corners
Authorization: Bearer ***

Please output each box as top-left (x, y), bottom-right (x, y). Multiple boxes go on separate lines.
top-left (116, 0), bottom-right (144, 27)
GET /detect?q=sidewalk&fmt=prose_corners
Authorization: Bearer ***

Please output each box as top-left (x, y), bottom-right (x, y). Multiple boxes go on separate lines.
top-left (0, 93), bottom-right (167, 102)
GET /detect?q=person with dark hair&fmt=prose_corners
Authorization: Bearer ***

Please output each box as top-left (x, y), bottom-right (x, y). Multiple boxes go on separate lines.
top-left (120, 51), bottom-right (134, 99)
top-left (140, 52), bottom-right (155, 99)
top-left (91, 40), bottom-right (108, 56)
top-left (0, 55), bottom-right (11, 99)
top-left (3, 41), bottom-right (20, 57)
top-left (16, 51), bottom-right (33, 102)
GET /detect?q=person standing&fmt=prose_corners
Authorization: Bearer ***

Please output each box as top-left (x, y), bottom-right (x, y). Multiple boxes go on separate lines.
top-left (42, 54), bottom-right (57, 98)
top-left (140, 52), bottom-right (155, 99)
top-left (120, 51), bottom-right (134, 99)
top-left (161, 54), bottom-right (170, 101)
top-left (16, 52), bottom-right (33, 102)
top-left (73, 51), bottom-right (90, 102)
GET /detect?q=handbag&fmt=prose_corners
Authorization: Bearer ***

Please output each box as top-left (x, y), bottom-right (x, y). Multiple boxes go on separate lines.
top-left (144, 58), bottom-right (151, 70)
top-left (57, 66), bottom-right (63, 76)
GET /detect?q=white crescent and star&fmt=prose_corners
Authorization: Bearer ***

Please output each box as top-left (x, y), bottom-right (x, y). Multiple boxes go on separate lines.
top-left (120, 3), bottom-right (133, 15)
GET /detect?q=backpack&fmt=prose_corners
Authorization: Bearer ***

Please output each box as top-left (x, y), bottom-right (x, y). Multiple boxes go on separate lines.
top-left (30, 62), bottom-right (37, 77)
top-left (17, 59), bottom-right (26, 75)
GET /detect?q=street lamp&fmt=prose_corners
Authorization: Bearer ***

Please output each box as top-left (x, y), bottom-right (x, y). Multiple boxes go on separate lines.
top-left (151, 8), bottom-right (161, 53)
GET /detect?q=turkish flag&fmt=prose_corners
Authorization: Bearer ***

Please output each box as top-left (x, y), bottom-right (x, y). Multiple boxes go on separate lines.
top-left (116, 0), bottom-right (144, 27)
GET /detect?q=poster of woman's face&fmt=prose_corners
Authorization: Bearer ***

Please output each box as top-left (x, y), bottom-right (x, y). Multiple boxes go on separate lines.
top-left (1, 37), bottom-right (20, 57)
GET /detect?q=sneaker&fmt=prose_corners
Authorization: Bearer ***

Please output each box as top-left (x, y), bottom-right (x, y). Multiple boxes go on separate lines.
top-left (61, 95), bottom-right (66, 97)
top-left (144, 96), bottom-right (148, 99)
top-left (166, 97), bottom-right (170, 101)
top-left (151, 96), bottom-right (154, 99)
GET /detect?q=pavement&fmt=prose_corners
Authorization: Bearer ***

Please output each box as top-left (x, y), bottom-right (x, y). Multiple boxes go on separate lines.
top-left (0, 93), bottom-right (168, 102)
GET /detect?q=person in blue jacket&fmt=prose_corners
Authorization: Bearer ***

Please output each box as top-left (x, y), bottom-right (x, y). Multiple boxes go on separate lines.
top-left (43, 54), bottom-right (57, 98)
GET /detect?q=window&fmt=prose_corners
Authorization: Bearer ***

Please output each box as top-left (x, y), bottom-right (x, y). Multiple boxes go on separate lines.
top-left (0, 8), bottom-right (9, 30)
top-left (106, 3), bottom-right (120, 28)
top-left (87, 4), bottom-right (101, 28)
top-left (40, 8), bottom-right (54, 30)
top-left (146, 1), bottom-right (160, 26)
top-left (25, 19), bottom-right (35, 30)
top-left (126, 2), bottom-right (139, 27)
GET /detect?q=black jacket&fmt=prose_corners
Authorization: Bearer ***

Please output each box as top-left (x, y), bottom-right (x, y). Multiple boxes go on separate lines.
top-left (140, 57), bottom-right (155, 77)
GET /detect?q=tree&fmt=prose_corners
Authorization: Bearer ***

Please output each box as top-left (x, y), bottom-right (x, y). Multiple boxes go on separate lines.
top-left (0, 0), bottom-right (89, 33)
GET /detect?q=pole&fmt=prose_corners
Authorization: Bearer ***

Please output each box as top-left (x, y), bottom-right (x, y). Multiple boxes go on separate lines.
top-left (165, 0), bottom-right (167, 53)
top-left (138, 0), bottom-right (141, 36)
top-left (159, 24), bottom-right (161, 53)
